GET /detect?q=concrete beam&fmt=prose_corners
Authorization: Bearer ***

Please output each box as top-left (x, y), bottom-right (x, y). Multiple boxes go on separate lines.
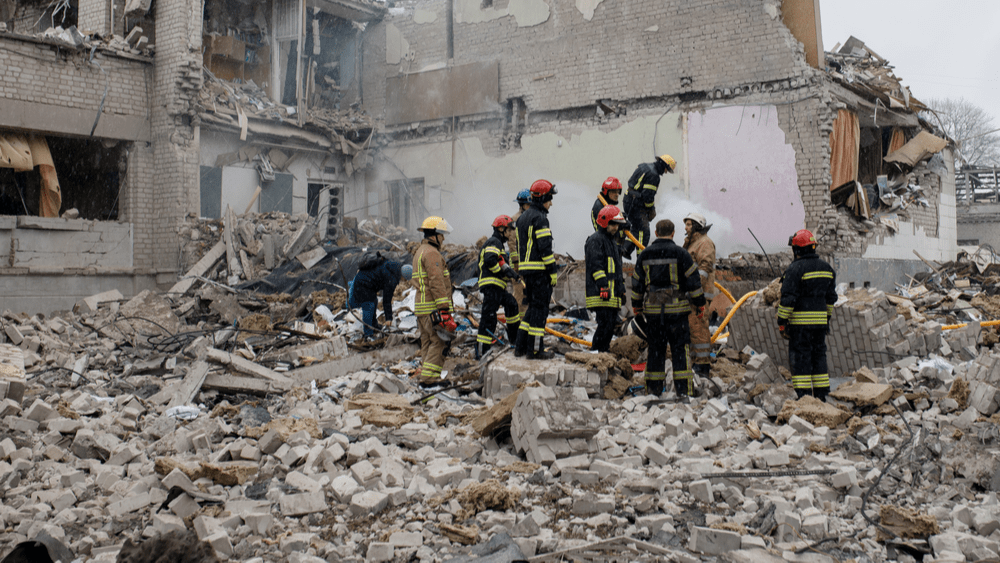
top-left (0, 98), bottom-right (151, 142)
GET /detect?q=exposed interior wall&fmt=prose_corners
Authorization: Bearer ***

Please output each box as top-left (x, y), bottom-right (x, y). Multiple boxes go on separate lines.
top-left (780, 0), bottom-right (823, 69)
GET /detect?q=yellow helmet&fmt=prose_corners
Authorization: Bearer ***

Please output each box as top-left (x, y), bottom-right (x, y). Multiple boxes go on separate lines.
top-left (419, 216), bottom-right (453, 234)
top-left (658, 154), bottom-right (677, 172)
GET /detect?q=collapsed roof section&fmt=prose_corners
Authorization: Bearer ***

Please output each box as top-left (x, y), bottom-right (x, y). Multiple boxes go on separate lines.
top-left (197, 0), bottom-right (385, 173)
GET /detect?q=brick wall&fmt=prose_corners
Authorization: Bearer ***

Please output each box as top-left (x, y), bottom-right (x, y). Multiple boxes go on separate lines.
top-left (149, 0), bottom-right (203, 275)
top-left (0, 35), bottom-right (149, 124)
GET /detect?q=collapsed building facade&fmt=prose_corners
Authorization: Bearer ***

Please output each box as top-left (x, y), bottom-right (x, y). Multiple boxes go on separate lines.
top-left (0, 0), bottom-right (957, 312)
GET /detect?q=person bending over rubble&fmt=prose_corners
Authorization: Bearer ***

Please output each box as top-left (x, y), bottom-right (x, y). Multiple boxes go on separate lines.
top-left (476, 215), bottom-right (522, 357)
top-left (348, 253), bottom-right (412, 340)
top-left (514, 179), bottom-right (558, 360)
top-left (586, 205), bottom-right (627, 353)
top-left (413, 216), bottom-right (456, 387)
top-left (778, 229), bottom-right (837, 402)
top-left (631, 219), bottom-right (705, 398)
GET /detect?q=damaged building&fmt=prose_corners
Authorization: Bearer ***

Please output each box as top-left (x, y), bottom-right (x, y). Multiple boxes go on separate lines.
top-left (0, 0), bottom-right (957, 311)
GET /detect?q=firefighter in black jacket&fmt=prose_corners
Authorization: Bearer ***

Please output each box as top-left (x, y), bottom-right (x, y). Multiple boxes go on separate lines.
top-left (778, 229), bottom-right (837, 401)
top-left (477, 215), bottom-right (522, 357)
top-left (514, 179), bottom-right (558, 360)
top-left (631, 219), bottom-right (706, 397)
top-left (586, 205), bottom-right (626, 352)
top-left (621, 154), bottom-right (676, 259)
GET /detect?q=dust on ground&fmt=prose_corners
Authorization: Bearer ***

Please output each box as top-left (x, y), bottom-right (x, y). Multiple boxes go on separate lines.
top-left (439, 523), bottom-right (480, 545)
top-left (712, 357), bottom-right (745, 383)
top-left (609, 334), bottom-right (645, 363)
top-left (565, 352), bottom-right (619, 375)
top-left (117, 529), bottom-right (220, 563)
top-left (345, 394), bottom-right (415, 428)
top-left (948, 377), bottom-right (969, 410)
top-left (972, 294), bottom-right (1000, 319)
top-left (877, 506), bottom-right (940, 540)
top-left (455, 479), bottom-right (519, 519)
top-left (311, 289), bottom-right (347, 310)
top-left (777, 395), bottom-right (852, 428)
top-left (237, 313), bottom-right (272, 342)
top-left (244, 416), bottom-right (322, 440)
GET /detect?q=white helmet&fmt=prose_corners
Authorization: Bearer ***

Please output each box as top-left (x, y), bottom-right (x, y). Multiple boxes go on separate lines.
top-left (684, 212), bottom-right (707, 230)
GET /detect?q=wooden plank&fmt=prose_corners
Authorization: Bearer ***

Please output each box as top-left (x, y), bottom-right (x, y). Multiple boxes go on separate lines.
top-left (206, 348), bottom-right (292, 388)
top-left (289, 344), bottom-right (418, 383)
top-left (168, 241), bottom-right (226, 296)
top-left (242, 186), bottom-right (262, 215)
top-left (167, 361), bottom-right (210, 408)
top-left (202, 373), bottom-right (274, 395)
top-left (223, 206), bottom-right (242, 277)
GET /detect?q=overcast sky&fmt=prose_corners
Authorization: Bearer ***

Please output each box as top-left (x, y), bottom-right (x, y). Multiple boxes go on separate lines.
top-left (819, 0), bottom-right (1000, 126)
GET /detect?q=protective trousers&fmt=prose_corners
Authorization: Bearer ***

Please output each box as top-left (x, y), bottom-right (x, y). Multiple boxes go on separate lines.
top-left (591, 308), bottom-right (617, 353)
top-left (788, 326), bottom-right (830, 400)
top-left (515, 272), bottom-right (552, 355)
top-left (348, 281), bottom-right (378, 337)
top-left (688, 309), bottom-right (711, 368)
top-left (478, 285), bottom-right (521, 350)
top-left (645, 313), bottom-right (693, 396)
top-left (417, 314), bottom-right (449, 378)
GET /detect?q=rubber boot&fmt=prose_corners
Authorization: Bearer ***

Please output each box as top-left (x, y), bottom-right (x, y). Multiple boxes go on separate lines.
top-left (814, 386), bottom-right (830, 403)
top-left (480, 343), bottom-right (492, 357)
top-left (532, 336), bottom-right (554, 360)
top-left (514, 332), bottom-right (532, 358)
top-left (674, 379), bottom-right (692, 400)
top-left (646, 379), bottom-right (664, 396)
top-left (506, 323), bottom-right (520, 345)
top-left (693, 363), bottom-right (711, 378)
top-left (795, 388), bottom-right (809, 399)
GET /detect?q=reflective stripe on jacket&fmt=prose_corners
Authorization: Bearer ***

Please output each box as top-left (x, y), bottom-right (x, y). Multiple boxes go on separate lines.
top-left (683, 231), bottom-right (717, 300)
top-left (632, 238), bottom-right (706, 315)
top-left (585, 229), bottom-right (625, 309)
top-left (516, 202), bottom-right (556, 273)
top-left (413, 239), bottom-right (452, 316)
top-left (478, 235), bottom-right (512, 290)
top-left (778, 252), bottom-right (837, 325)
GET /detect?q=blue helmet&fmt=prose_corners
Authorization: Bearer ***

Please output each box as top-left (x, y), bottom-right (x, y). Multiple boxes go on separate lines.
top-left (401, 264), bottom-right (413, 280)
top-left (515, 189), bottom-right (531, 204)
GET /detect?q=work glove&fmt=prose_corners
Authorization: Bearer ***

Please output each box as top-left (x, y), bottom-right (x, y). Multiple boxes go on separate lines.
top-left (437, 311), bottom-right (458, 332)
top-left (599, 287), bottom-right (610, 300)
top-left (632, 306), bottom-right (643, 317)
top-left (696, 305), bottom-right (705, 319)
top-left (550, 273), bottom-right (558, 287)
top-left (777, 318), bottom-right (789, 341)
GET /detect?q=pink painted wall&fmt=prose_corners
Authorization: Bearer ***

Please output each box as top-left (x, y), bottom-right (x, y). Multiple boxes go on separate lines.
top-left (686, 105), bottom-right (804, 254)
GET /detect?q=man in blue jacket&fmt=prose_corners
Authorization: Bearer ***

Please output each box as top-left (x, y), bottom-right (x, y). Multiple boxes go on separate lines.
top-left (349, 254), bottom-right (412, 338)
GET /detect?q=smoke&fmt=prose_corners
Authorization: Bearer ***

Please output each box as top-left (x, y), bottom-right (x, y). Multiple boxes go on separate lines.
top-left (439, 177), bottom-right (733, 261)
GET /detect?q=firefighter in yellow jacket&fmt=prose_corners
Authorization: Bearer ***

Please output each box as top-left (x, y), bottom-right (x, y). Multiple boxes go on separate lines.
top-left (683, 212), bottom-right (716, 379)
top-left (413, 216), bottom-right (455, 387)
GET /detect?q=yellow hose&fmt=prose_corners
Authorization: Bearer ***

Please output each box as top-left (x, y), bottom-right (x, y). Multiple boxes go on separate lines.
top-left (545, 326), bottom-right (592, 347)
top-left (715, 282), bottom-right (736, 304)
top-left (711, 291), bottom-right (757, 343)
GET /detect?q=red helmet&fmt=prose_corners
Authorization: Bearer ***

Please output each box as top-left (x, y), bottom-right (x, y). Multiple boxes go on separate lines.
top-left (789, 229), bottom-right (817, 248)
top-left (601, 177), bottom-right (622, 196)
top-left (492, 214), bottom-right (514, 228)
top-left (596, 205), bottom-right (627, 229)
top-left (529, 179), bottom-right (557, 197)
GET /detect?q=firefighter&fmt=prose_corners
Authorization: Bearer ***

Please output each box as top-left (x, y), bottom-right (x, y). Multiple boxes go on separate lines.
top-left (682, 212), bottom-right (716, 378)
top-left (778, 229), bottom-right (837, 401)
top-left (514, 179), bottom-right (558, 360)
top-left (631, 219), bottom-right (706, 398)
top-left (348, 254), bottom-right (413, 339)
top-left (586, 205), bottom-right (626, 352)
top-left (477, 215), bottom-right (522, 357)
top-left (413, 216), bottom-right (456, 387)
top-left (509, 188), bottom-right (531, 310)
top-left (622, 154), bottom-right (676, 259)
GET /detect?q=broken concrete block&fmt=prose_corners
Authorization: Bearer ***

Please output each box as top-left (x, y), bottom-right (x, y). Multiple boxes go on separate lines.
top-left (350, 491), bottom-right (389, 516)
top-left (572, 495), bottom-right (614, 516)
top-left (689, 479), bottom-right (713, 504)
top-left (832, 467), bottom-right (858, 489)
top-left (829, 381), bottom-right (894, 406)
top-left (257, 428), bottom-right (284, 455)
top-left (388, 531), bottom-right (422, 547)
top-left (280, 493), bottom-right (327, 516)
top-left (689, 526), bottom-right (741, 555)
top-left (366, 543), bottom-right (394, 563)
top-left (74, 289), bottom-right (124, 313)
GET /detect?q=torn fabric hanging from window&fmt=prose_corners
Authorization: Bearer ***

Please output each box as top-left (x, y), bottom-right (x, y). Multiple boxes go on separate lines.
top-left (829, 109), bottom-right (860, 191)
top-left (888, 127), bottom-right (905, 154)
top-left (0, 133), bottom-right (62, 217)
